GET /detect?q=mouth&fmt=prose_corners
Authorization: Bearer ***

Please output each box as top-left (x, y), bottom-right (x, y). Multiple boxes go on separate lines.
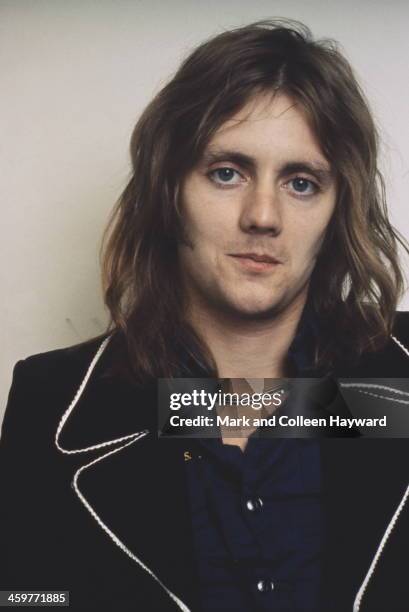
top-left (228, 252), bottom-right (281, 273)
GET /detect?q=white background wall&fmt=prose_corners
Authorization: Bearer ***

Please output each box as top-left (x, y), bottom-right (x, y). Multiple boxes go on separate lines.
top-left (1, 0), bottom-right (409, 426)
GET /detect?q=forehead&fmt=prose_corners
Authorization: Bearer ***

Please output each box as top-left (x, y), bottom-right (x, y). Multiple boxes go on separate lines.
top-left (206, 91), bottom-right (329, 168)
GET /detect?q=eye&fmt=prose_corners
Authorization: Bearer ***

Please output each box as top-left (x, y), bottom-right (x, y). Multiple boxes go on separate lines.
top-left (286, 177), bottom-right (320, 197)
top-left (208, 167), bottom-right (244, 186)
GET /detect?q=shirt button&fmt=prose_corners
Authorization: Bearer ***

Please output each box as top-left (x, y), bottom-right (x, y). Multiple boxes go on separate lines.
top-left (256, 579), bottom-right (274, 593)
top-left (246, 497), bottom-right (264, 512)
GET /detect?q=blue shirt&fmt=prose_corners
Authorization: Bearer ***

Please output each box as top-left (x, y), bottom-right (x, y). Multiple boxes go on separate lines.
top-left (184, 304), bottom-right (323, 612)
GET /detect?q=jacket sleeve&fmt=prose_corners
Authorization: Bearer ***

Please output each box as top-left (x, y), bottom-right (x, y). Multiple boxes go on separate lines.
top-left (0, 359), bottom-right (46, 589)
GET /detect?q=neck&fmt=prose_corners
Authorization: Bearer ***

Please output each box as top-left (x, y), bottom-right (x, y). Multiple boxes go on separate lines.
top-left (187, 293), bottom-right (308, 379)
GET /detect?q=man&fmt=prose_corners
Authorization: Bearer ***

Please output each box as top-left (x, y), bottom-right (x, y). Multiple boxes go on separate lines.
top-left (1, 19), bottom-right (409, 612)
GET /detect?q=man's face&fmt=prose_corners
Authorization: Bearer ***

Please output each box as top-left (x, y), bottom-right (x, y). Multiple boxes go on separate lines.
top-left (178, 92), bottom-right (337, 320)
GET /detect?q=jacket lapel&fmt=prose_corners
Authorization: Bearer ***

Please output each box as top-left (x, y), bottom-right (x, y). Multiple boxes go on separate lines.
top-left (75, 430), bottom-right (200, 610)
top-left (58, 345), bottom-right (201, 611)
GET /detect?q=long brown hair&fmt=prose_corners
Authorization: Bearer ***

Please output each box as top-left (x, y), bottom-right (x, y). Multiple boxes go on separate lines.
top-left (100, 19), bottom-right (408, 381)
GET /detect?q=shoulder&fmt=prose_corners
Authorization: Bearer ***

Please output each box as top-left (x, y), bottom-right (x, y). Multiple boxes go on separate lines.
top-left (334, 310), bottom-right (409, 377)
top-left (15, 333), bottom-right (112, 384)
top-left (1, 334), bottom-right (114, 443)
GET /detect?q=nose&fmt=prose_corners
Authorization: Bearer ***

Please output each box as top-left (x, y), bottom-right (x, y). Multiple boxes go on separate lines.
top-left (239, 184), bottom-right (283, 236)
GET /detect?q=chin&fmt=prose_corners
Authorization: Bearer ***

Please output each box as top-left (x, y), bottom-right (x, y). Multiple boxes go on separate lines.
top-left (223, 296), bottom-right (284, 320)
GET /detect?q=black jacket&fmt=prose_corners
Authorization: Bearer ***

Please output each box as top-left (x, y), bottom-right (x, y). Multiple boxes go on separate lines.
top-left (1, 312), bottom-right (409, 612)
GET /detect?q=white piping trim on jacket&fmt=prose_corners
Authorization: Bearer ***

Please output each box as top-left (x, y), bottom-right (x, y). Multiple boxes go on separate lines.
top-left (350, 333), bottom-right (409, 611)
top-left (55, 332), bottom-right (409, 612)
top-left (352, 482), bottom-right (409, 612)
top-left (339, 335), bottom-right (409, 405)
top-left (55, 334), bottom-right (191, 612)
top-left (339, 383), bottom-right (409, 405)
top-left (392, 334), bottom-right (409, 358)
top-left (54, 335), bottom-right (130, 455)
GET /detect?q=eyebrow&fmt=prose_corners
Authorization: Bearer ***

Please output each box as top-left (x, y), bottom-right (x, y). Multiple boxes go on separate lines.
top-left (201, 148), bottom-right (334, 184)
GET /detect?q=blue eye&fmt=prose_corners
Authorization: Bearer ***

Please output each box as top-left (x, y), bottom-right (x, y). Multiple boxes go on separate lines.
top-left (288, 177), bottom-right (318, 196)
top-left (209, 167), bottom-right (242, 185)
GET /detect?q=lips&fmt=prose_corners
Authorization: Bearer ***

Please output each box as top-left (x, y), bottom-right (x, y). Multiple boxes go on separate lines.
top-left (230, 253), bottom-right (280, 264)
top-left (228, 252), bottom-right (281, 273)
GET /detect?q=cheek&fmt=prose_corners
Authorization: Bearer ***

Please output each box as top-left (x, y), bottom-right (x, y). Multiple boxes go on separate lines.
top-left (184, 212), bottom-right (227, 253)
top-left (183, 200), bottom-right (235, 251)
